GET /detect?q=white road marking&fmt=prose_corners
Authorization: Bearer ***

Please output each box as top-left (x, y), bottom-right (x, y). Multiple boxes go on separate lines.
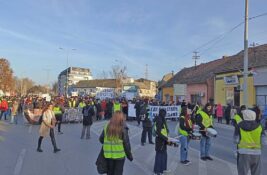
top-left (14, 149), bottom-right (26, 175)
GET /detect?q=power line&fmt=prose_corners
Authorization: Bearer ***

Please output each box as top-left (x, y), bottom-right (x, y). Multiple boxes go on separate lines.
top-left (192, 51), bottom-right (200, 68)
top-left (181, 12), bottom-right (267, 57)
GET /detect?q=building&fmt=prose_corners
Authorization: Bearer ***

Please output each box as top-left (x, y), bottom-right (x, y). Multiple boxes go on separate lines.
top-left (134, 78), bottom-right (157, 98)
top-left (215, 44), bottom-right (267, 108)
top-left (161, 57), bottom-right (229, 105)
top-left (157, 73), bottom-right (174, 101)
top-left (72, 79), bottom-right (116, 99)
top-left (58, 67), bottom-right (93, 96)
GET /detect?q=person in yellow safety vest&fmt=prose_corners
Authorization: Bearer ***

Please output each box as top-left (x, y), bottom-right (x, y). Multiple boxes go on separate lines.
top-left (99, 111), bottom-right (133, 175)
top-left (179, 106), bottom-right (193, 165)
top-left (53, 102), bottom-right (64, 134)
top-left (232, 105), bottom-right (246, 157)
top-left (78, 100), bottom-right (86, 109)
top-left (195, 103), bottom-right (214, 161)
top-left (235, 109), bottom-right (265, 175)
top-left (113, 100), bottom-right (121, 113)
top-left (153, 109), bottom-right (171, 175)
top-left (68, 98), bottom-right (76, 108)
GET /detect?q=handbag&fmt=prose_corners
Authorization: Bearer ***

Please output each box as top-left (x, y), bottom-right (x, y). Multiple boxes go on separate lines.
top-left (95, 147), bottom-right (107, 174)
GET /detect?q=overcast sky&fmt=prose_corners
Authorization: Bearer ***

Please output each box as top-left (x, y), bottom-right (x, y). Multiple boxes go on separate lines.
top-left (0, 0), bottom-right (267, 85)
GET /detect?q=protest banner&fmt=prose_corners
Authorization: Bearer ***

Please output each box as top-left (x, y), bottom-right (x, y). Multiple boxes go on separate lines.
top-left (149, 106), bottom-right (180, 118)
top-left (96, 88), bottom-right (115, 100)
top-left (128, 103), bottom-right (136, 117)
top-left (127, 105), bottom-right (180, 119)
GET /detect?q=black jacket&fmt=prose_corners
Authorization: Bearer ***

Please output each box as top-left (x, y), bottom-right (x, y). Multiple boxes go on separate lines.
top-left (82, 105), bottom-right (95, 126)
top-left (142, 114), bottom-right (152, 128)
top-left (99, 123), bottom-right (133, 161)
top-left (155, 116), bottom-right (169, 152)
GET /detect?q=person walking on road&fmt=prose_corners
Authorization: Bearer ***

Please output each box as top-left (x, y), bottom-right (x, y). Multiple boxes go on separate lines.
top-left (154, 109), bottom-right (171, 175)
top-left (53, 102), bottom-right (64, 134)
top-left (236, 109), bottom-right (266, 175)
top-left (179, 106), bottom-right (193, 165)
top-left (99, 111), bottom-right (133, 175)
top-left (37, 102), bottom-right (61, 153)
top-left (10, 100), bottom-right (19, 124)
top-left (81, 101), bottom-right (95, 139)
top-left (0, 97), bottom-right (9, 120)
top-left (196, 103), bottom-right (214, 161)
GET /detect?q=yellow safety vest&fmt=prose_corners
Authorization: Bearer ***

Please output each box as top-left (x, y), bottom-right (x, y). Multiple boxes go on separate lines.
top-left (79, 102), bottom-right (86, 108)
top-left (113, 103), bottom-right (121, 112)
top-left (234, 114), bottom-right (243, 124)
top-left (69, 101), bottom-right (76, 108)
top-left (179, 116), bottom-right (192, 136)
top-left (238, 125), bottom-right (262, 150)
top-left (53, 107), bottom-right (62, 115)
top-left (103, 124), bottom-right (126, 159)
top-left (199, 111), bottom-right (213, 128)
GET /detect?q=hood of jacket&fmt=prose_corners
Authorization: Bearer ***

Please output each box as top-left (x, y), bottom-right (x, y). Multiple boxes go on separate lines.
top-left (238, 121), bottom-right (261, 132)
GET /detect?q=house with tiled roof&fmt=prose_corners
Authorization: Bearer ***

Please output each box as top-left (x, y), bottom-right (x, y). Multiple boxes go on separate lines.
top-left (161, 56), bottom-right (229, 104)
top-left (214, 44), bottom-right (267, 108)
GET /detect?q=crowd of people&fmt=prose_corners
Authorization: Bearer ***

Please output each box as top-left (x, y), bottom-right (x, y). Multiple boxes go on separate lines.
top-left (0, 95), bottom-right (267, 175)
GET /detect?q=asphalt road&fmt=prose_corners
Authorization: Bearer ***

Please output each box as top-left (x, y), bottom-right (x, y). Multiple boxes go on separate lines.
top-left (0, 115), bottom-right (266, 175)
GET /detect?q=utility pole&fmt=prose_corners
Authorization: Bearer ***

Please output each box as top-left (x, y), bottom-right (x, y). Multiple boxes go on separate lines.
top-left (145, 64), bottom-right (148, 80)
top-left (250, 42), bottom-right (259, 60)
top-left (243, 0), bottom-right (249, 106)
top-left (192, 51), bottom-right (200, 68)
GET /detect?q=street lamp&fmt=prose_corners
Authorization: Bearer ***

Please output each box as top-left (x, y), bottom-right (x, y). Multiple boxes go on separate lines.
top-left (59, 47), bottom-right (76, 97)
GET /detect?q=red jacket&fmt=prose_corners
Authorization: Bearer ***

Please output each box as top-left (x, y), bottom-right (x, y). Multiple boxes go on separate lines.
top-left (0, 100), bottom-right (9, 111)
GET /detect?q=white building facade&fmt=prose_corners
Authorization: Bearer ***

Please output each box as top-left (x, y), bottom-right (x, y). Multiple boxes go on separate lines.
top-left (58, 67), bottom-right (93, 96)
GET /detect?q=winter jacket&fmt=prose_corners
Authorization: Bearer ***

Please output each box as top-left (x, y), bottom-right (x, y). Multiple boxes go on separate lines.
top-left (155, 116), bottom-right (169, 152)
top-left (142, 113), bottom-right (152, 128)
top-left (82, 105), bottom-right (95, 126)
top-left (0, 100), bottom-right (8, 111)
top-left (99, 123), bottom-right (133, 161)
top-left (216, 104), bottom-right (223, 118)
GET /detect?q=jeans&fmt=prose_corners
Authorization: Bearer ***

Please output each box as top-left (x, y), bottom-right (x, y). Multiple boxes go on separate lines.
top-left (0, 111), bottom-right (8, 120)
top-left (154, 150), bottom-right (167, 174)
top-left (180, 135), bottom-right (189, 161)
top-left (200, 136), bottom-right (211, 158)
top-left (141, 127), bottom-right (153, 143)
top-left (81, 125), bottom-right (91, 139)
top-left (10, 115), bottom-right (18, 124)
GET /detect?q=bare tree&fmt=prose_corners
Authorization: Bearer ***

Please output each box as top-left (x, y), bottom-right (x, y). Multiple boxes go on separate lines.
top-left (14, 77), bottom-right (35, 96)
top-left (109, 65), bottom-right (127, 96)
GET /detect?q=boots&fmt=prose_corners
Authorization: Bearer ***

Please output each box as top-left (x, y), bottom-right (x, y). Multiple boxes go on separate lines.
top-left (37, 137), bottom-right (43, 152)
top-left (50, 129), bottom-right (61, 153)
